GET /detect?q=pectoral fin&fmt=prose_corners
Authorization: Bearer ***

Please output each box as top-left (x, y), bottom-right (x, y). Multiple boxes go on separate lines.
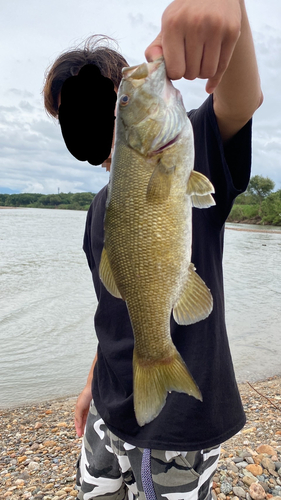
top-left (173, 263), bottom-right (213, 325)
top-left (99, 247), bottom-right (122, 299)
top-left (191, 193), bottom-right (216, 208)
top-left (146, 159), bottom-right (175, 203)
top-left (187, 170), bottom-right (216, 208)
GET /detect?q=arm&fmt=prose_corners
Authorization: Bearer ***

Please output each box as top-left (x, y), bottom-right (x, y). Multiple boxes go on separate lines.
top-left (74, 353), bottom-right (97, 437)
top-left (145, 0), bottom-right (263, 141)
top-left (213, 0), bottom-right (263, 141)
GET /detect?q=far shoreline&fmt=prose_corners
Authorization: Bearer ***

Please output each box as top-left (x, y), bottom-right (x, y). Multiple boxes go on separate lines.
top-left (226, 223), bottom-right (281, 234)
top-left (2, 205), bottom-right (281, 230)
top-left (1, 374), bottom-right (281, 412)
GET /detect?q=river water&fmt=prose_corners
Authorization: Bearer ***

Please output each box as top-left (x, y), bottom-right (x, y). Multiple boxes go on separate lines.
top-left (1, 208), bottom-right (280, 408)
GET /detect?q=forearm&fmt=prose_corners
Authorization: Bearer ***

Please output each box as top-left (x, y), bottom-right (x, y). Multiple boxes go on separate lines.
top-left (213, 0), bottom-right (263, 141)
top-left (74, 353), bottom-right (97, 437)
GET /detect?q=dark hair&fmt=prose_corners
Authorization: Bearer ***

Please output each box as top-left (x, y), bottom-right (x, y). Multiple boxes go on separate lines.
top-left (43, 35), bottom-right (128, 118)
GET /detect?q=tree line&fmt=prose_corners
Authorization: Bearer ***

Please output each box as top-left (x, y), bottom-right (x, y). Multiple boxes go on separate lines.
top-left (1, 175), bottom-right (280, 226)
top-left (0, 192), bottom-right (95, 211)
top-left (228, 175), bottom-right (281, 226)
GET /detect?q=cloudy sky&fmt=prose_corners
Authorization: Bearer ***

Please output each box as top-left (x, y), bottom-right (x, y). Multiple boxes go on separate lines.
top-left (0, 0), bottom-right (280, 194)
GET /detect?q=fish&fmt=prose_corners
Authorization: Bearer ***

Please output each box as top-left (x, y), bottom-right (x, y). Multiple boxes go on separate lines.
top-left (99, 57), bottom-right (215, 427)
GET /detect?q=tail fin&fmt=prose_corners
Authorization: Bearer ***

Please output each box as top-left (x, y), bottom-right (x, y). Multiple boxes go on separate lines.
top-left (133, 349), bottom-right (202, 427)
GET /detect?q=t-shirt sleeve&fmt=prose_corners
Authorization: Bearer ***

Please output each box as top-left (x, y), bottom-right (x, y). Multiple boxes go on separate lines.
top-left (188, 94), bottom-right (252, 226)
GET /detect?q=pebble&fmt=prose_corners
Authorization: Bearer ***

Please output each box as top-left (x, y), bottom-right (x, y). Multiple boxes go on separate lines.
top-left (1, 377), bottom-right (281, 499)
top-left (221, 481), bottom-right (233, 495)
top-left (0, 397), bottom-right (80, 499)
top-left (246, 464), bottom-right (263, 476)
top-left (213, 377), bottom-right (281, 500)
top-left (249, 483), bottom-right (266, 500)
top-left (233, 486), bottom-right (247, 497)
top-left (256, 445), bottom-right (276, 456)
top-left (261, 457), bottom-right (276, 470)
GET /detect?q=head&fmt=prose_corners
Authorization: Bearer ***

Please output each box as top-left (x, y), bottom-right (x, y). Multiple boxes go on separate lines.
top-left (43, 34), bottom-right (128, 119)
top-left (118, 58), bottom-right (187, 156)
top-left (43, 35), bottom-right (128, 170)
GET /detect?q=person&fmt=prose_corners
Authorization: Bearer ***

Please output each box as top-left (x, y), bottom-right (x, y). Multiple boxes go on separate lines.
top-left (43, 0), bottom-right (263, 498)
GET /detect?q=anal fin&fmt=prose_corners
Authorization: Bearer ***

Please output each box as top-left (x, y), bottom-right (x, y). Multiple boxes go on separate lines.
top-left (99, 247), bottom-right (122, 299)
top-left (173, 263), bottom-right (213, 325)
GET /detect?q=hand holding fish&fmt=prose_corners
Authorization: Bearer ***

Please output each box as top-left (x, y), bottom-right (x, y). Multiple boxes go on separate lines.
top-left (145, 0), bottom-right (242, 93)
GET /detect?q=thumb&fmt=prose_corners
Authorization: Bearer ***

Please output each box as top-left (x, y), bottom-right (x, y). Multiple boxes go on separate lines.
top-left (145, 33), bottom-right (163, 62)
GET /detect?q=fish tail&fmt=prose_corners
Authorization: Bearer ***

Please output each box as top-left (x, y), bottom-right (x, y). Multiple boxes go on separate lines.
top-left (133, 349), bottom-right (202, 427)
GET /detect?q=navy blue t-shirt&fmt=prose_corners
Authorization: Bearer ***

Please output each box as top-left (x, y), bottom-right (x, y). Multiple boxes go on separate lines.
top-left (83, 95), bottom-right (252, 450)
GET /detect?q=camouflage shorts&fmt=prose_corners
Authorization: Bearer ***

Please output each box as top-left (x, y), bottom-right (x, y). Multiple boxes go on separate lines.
top-left (76, 400), bottom-right (220, 500)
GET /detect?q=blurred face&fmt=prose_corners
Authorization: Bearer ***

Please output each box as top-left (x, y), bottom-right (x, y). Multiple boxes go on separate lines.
top-left (57, 87), bottom-right (118, 172)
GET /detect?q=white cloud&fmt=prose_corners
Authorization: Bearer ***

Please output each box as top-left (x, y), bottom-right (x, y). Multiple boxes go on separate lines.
top-left (0, 0), bottom-right (280, 193)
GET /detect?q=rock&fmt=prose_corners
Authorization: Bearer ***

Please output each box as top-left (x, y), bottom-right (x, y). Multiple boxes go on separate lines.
top-left (233, 486), bottom-right (247, 498)
top-left (31, 442), bottom-right (40, 450)
top-left (246, 457), bottom-right (256, 465)
top-left (237, 462), bottom-right (250, 469)
top-left (254, 455), bottom-right (264, 465)
top-left (28, 461), bottom-right (39, 470)
top-left (242, 428), bottom-right (257, 435)
top-left (258, 482), bottom-right (269, 493)
top-left (228, 463), bottom-right (239, 473)
top-left (43, 440), bottom-right (56, 447)
top-left (262, 458), bottom-right (276, 471)
top-left (220, 482), bottom-right (233, 495)
top-left (257, 446), bottom-right (276, 456)
top-left (15, 479), bottom-right (25, 486)
top-left (247, 465), bottom-right (264, 476)
top-left (243, 476), bottom-right (258, 487)
top-left (57, 421), bottom-right (68, 427)
top-left (249, 483), bottom-right (266, 500)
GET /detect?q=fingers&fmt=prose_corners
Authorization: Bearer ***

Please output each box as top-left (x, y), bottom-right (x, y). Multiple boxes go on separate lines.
top-left (144, 0), bottom-right (242, 89)
top-left (145, 33), bottom-right (163, 62)
top-left (205, 32), bottom-right (239, 93)
top-left (75, 417), bottom-right (83, 438)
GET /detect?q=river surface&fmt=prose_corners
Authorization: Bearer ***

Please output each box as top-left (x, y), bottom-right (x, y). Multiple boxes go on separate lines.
top-left (1, 209), bottom-right (280, 408)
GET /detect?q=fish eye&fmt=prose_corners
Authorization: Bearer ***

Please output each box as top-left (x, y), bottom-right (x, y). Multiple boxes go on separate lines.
top-left (120, 94), bottom-right (130, 106)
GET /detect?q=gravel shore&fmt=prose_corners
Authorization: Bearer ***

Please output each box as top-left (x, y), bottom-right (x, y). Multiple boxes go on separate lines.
top-left (1, 376), bottom-right (281, 500)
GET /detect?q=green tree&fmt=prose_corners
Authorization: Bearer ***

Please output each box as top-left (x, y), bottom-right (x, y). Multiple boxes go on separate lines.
top-left (261, 190), bottom-right (281, 226)
top-left (0, 194), bottom-right (9, 206)
top-left (247, 175), bottom-right (275, 212)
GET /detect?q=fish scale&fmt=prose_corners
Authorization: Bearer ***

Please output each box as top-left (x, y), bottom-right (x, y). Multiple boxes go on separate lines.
top-left (99, 57), bottom-right (215, 426)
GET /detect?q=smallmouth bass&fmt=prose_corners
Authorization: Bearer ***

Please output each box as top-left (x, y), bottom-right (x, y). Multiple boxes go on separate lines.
top-left (99, 57), bottom-right (215, 426)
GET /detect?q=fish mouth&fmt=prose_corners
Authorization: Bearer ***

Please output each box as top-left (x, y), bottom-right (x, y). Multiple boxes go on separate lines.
top-left (122, 57), bottom-right (164, 81)
top-left (152, 133), bottom-right (180, 155)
